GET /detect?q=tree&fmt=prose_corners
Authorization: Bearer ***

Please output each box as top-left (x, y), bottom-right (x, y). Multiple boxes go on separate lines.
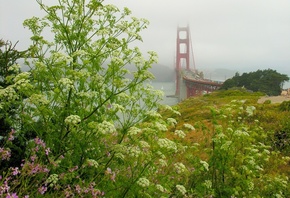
top-left (0, 0), bottom-right (191, 197)
top-left (220, 69), bottom-right (289, 96)
top-left (0, 40), bottom-right (30, 172)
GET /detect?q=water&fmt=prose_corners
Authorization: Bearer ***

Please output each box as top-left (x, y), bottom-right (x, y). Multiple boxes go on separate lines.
top-left (151, 82), bottom-right (179, 106)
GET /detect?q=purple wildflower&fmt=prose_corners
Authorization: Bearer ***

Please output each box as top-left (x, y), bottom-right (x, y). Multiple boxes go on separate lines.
top-left (6, 192), bottom-right (18, 198)
top-left (11, 167), bottom-right (20, 176)
top-left (38, 185), bottom-right (47, 194)
top-left (8, 129), bottom-right (15, 141)
top-left (45, 148), bottom-right (50, 156)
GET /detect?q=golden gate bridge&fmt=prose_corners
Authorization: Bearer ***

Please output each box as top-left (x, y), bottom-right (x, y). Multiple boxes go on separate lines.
top-left (173, 25), bottom-right (223, 101)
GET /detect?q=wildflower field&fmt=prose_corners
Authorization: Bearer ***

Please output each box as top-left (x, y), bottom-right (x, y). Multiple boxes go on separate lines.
top-left (1, 0), bottom-right (289, 197)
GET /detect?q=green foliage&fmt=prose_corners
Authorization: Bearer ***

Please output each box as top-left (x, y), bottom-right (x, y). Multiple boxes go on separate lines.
top-left (0, 40), bottom-right (31, 173)
top-left (1, 0), bottom-right (290, 197)
top-left (0, 0), bottom-right (192, 197)
top-left (187, 100), bottom-right (289, 197)
top-left (220, 69), bottom-right (289, 96)
top-left (163, 90), bottom-right (290, 197)
top-left (280, 100), bottom-right (290, 111)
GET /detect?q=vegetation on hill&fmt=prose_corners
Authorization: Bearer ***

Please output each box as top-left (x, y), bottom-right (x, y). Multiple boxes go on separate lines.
top-left (220, 69), bottom-right (289, 96)
top-left (1, 0), bottom-right (289, 197)
top-left (160, 88), bottom-right (290, 197)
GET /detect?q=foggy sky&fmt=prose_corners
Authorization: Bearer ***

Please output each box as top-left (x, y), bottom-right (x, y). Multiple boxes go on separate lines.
top-left (1, 0), bottom-right (290, 77)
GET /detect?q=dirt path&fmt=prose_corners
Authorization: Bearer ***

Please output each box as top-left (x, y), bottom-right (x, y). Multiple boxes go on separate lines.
top-left (257, 96), bottom-right (290, 104)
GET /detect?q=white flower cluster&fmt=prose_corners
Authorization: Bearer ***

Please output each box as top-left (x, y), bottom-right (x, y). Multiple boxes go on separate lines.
top-left (174, 130), bottom-right (186, 139)
top-left (29, 94), bottom-right (49, 105)
top-left (176, 184), bottom-right (187, 195)
top-left (246, 106), bottom-right (256, 116)
top-left (8, 64), bottom-right (20, 73)
top-left (46, 174), bottom-right (58, 187)
top-left (153, 90), bottom-right (164, 98)
top-left (69, 70), bottom-right (90, 80)
top-left (77, 91), bottom-right (96, 99)
top-left (156, 184), bottom-right (166, 192)
top-left (154, 122), bottom-right (168, 132)
top-left (98, 121), bottom-right (115, 134)
top-left (157, 138), bottom-right (177, 152)
top-left (137, 177), bottom-right (150, 188)
top-left (158, 159), bottom-right (168, 167)
top-left (72, 50), bottom-right (88, 57)
top-left (200, 160), bottom-right (209, 171)
top-left (183, 123), bottom-right (195, 131)
top-left (0, 86), bottom-right (18, 101)
top-left (132, 55), bottom-right (145, 67)
top-left (234, 129), bottom-right (250, 137)
top-left (34, 61), bottom-right (47, 72)
top-left (58, 78), bottom-right (74, 89)
top-left (146, 110), bottom-right (162, 119)
top-left (14, 78), bottom-right (31, 91)
top-left (51, 52), bottom-right (73, 64)
top-left (97, 27), bottom-right (110, 36)
top-left (127, 126), bottom-right (141, 136)
top-left (111, 103), bottom-right (125, 112)
top-left (167, 118), bottom-right (177, 126)
top-left (127, 146), bottom-right (141, 158)
top-left (13, 72), bottom-right (30, 82)
top-left (12, 72), bottom-right (32, 91)
top-left (174, 162), bottom-right (187, 174)
top-left (139, 140), bottom-right (150, 148)
top-left (147, 51), bottom-right (158, 63)
top-left (111, 56), bottom-right (124, 65)
top-left (113, 144), bottom-right (126, 160)
top-left (203, 180), bottom-right (212, 189)
top-left (64, 115), bottom-right (81, 126)
top-left (86, 159), bottom-right (99, 168)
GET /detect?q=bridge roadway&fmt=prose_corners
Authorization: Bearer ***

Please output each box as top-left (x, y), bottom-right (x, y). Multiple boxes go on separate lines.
top-left (178, 70), bottom-right (223, 100)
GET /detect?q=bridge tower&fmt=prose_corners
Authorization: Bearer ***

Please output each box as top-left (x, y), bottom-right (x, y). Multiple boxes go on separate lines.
top-left (175, 25), bottom-right (192, 96)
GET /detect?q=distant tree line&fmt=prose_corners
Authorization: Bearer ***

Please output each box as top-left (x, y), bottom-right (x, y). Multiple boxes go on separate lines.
top-left (220, 69), bottom-right (289, 96)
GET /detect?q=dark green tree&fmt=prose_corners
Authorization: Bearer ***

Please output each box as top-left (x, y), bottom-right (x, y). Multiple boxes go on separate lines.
top-left (0, 39), bottom-right (29, 171)
top-left (220, 69), bottom-right (289, 96)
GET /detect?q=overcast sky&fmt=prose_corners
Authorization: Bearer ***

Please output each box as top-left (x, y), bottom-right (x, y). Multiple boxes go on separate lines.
top-left (1, 0), bottom-right (290, 77)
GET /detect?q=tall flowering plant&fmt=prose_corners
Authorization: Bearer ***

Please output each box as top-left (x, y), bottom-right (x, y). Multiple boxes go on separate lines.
top-left (0, 0), bottom-right (192, 197)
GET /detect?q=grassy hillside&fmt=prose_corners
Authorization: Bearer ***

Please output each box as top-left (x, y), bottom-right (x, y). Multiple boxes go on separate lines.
top-left (160, 88), bottom-right (290, 197)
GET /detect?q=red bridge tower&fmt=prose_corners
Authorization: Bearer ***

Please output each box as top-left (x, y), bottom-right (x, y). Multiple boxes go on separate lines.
top-left (175, 25), bottom-right (195, 96)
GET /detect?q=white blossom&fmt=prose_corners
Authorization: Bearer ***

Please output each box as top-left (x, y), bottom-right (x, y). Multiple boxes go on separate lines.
top-left (86, 159), bottom-right (99, 168)
top-left (127, 126), bottom-right (141, 136)
top-left (127, 146), bottom-right (141, 158)
top-left (174, 162), bottom-right (187, 174)
top-left (111, 103), bottom-right (125, 112)
top-left (58, 78), bottom-right (74, 89)
top-left (98, 121), bottom-right (115, 134)
top-left (246, 106), bottom-right (256, 116)
top-left (158, 159), bottom-right (168, 167)
top-left (200, 160), bottom-right (209, 171)
top-left (174, 130), bottom-right (186, 139)
top-left (183, 123), bottom-right (195, 131)
top-left (137, 177), bottom-right (150, 187)
top-left (176, 184), bottom-right (187, 195)
top-left (0, 86), bottom-right (19, 101)
top-left (29, 94), bottom-right (49, 105)
top-left (51, 52), bottom-right (73, 64)
top-left (65, 115), bottom-right (81, 126)
top-left (158, 138), bottom-right (177, 152)
top-left (139, 140), bottom-right (150, 148)
top-left (13, 72), bottom-right (30, 82)
top-left (156, 184), bottom-right (165, 192)
top-left (8, 64), bottom-right (21, 73)
top-left (167, 118), bottom-right (177, 126)
top-left (46, 174), bottom-right (58, 187)
top-left (155, 122), bottom-right (168, 132)
top-left (146, 110), bottom-right (162, 119)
